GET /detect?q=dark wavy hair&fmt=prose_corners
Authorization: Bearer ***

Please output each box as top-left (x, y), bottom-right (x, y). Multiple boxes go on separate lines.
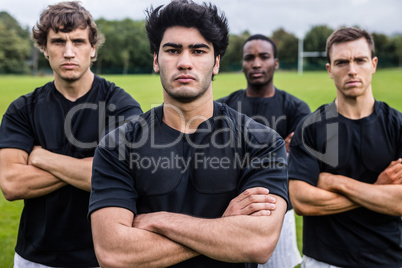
top-left (32, 1), bottom-right (104, 61)
top-left (145, 0), bottom-right (229, 59)
top-left (326, 27), bottom-right (375, 64)
top-left (243, 34), bottom-right (278, 59)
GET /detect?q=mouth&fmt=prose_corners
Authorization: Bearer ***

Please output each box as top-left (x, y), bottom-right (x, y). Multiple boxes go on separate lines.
top-left (175, 74), bottom-right (195, 83)
top-left (250, 72), bottom-right (264, 78)
top-left (61, 63), bottom-right (78, 70)
top-left (345, 80), bottom-right (361, 87)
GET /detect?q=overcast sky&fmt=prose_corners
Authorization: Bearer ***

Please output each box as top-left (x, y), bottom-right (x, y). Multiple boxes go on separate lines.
top-left (1, 0), bottom-right (401, 38)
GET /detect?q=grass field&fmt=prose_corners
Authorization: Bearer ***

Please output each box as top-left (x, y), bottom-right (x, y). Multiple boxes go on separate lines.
top-left (0, 69), bottom-right (401, 267)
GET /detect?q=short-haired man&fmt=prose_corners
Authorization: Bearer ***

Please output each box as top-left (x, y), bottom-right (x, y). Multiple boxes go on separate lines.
top-left (217, 34), bottom-right (309, 268)
top-left (89, 1), bottom-right (288, 267)
top-left (0, 2), bottom-right (142, 267)
top-left (288, 27), bottom-right (402, 267)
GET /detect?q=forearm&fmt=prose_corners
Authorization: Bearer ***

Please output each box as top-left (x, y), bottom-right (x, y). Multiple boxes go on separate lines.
top-left (29, 148), bottom-right (92, 191)
top-left (92, 208), bottom-right (199, 268)
top-left (1, 163), bottom-right (66, 200)
top-left (333, 175), bottom-right (402, 216)
top-left (289, 180), bottom-right (359, 216)
top-left (0, 148), bottom-right (66, 200)
top-left (138, 197), bottom-right (287, 264)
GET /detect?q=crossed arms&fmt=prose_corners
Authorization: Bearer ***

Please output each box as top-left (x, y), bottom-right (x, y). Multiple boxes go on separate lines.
top-left (0, 147), bottom-right (92, 201)
top-left (90, 187), bottom-right (287, 268)
top-left (290, 158), bottom-right (402, 216)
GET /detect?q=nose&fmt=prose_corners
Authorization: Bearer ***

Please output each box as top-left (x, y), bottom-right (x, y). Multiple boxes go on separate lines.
top-left (63, 41), bottom-right (75, 58)
top-left (177, 51), bottom-right (192, 70)
top-left (252, 58), bottom-right (262, 68)
top-left (348, 62), bottom-right (357, 76)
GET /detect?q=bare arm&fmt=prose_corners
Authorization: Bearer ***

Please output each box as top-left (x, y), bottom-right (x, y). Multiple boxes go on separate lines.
top-left (134, 195), bottom-right (287, 264)
top-left (28, 146), bottom-right (93, 191)
top-left (289, 179), bottom-right (359, 216)
top-left (318, 166), bottom-right (402, 216)
top-left (0, 148), bottom-right (66, 201)
top-left (91, 207), bottom-right (199, 268)
top-left (91, 187), bottom-right (281, 267)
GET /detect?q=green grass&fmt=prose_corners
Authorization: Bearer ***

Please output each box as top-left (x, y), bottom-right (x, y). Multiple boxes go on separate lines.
top-left (0, 69), bottom-right (401, 267)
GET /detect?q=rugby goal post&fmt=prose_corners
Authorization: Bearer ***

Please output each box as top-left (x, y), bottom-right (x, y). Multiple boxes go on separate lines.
top-left (298, 38), bottom-right (327, 75)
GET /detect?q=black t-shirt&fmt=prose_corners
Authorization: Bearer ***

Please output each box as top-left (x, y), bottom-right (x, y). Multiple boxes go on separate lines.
top-left (0, 75), bottom-right (142, 267)
top-left (288, 101), bottom-right (402, 267)
top-left (89, 102), bottom-right (289, 267)
top-left (216, 89), bottom-right (311, 139)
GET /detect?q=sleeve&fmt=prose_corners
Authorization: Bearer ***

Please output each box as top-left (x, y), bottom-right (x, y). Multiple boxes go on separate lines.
top-left (0, 99), bottom-right (34, 152)
top-left (239, 120), bottom-right (290, 209)
top-left (288, 115), bottom-right (321, 186)
top-left (89, 125), bottom-right (139, 217)
top-left (287, 98), bottom-right (311, 134)
top-left (215, 95), bottom-right (229, 103)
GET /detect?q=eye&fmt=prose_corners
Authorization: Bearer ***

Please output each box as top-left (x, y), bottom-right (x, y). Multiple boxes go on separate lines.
top-left (356, 58), bottom-right (366, 64)
top-left (335, 60), bottom-right (348, 66)
top-left (193, 50), bottom-right (206, 55)
top-left (166, 49), bottom-right (180, 54)
top-left (52, 39), bottom-right (65, 45)
top-left (73, 39), bottom-right (85, 45)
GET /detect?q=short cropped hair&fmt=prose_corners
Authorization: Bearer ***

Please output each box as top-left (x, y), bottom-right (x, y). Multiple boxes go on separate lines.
top-left (32, 1), bottom-right (104, 61)
top-left (145, 0), bottom-right (229, 59)
top-left (326, 27), bottom-right (375, 63)
top-left (243, 34), bottom-right (278, 59)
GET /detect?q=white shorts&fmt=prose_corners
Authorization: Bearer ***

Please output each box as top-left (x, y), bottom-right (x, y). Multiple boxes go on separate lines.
top-left (14, 252), bottom-right (99, 268)
top-left (301, 255), bottom-right (341, 268)
top-left (258, 209), bottom-right (302, 268)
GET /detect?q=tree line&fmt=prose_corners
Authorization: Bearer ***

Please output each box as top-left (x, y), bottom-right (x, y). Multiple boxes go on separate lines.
top-left (1, 11), bottom-right (402, 74)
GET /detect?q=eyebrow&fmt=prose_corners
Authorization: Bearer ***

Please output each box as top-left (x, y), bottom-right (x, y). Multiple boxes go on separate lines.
top-left (162, 42), bottom-right (211, 50)
top-left (334, 56), bottom-right (369, 62)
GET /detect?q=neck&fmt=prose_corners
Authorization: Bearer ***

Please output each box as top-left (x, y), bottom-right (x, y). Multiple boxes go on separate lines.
top-left (246, 82), bottom-right (275, 98)
top-left (335, 91), bottom-right (375, 119)
top-left (54, 70), bottom-right (94, 102)
top-left (163, 89), bottom-right (214, 134)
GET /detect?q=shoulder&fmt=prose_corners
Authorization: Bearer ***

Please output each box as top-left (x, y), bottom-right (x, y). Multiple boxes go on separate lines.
top-left (4, 82), bottom-right (53, 115)
top-left (276, 88), bottom-right (310, 111)
top-left (292, 102), bottom-right (335, 142)
top-left (375, 101), bottom-right (402, 127)
top-left (94, 75), bottom-right (142, 111)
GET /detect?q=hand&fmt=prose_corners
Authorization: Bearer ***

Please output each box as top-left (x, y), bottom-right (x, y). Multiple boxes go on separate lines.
top-left (284, 132), bottom-right (294, 155)
top-left (28, 146), bottom-right (46, 166)
top-left (222, 187), bottom-right (276, 217)
top-left (375, 159), bottom-right (402, 185)
top-left (133, 211), bottom-right (167, 232)
top-left (317, 172), bottom-right (338, 192)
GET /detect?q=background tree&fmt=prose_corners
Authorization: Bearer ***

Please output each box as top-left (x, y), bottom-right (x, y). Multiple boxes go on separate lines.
top-left (372, 32), bottom-right (398, 68)
top-left (0, 12), bottom-right (30, 74)
top-left (220, 31), bottom-right (249, 72)
top-left (0, 11), bottom-right (402, 74)
top-left (272, 28), bottom-right (298, 69)
top-left (392, 34), bottom-right (402, 67)
top-left (303, 25), bottom-right (333, 70)
top-left (96, 18), bottom-right (152, 74)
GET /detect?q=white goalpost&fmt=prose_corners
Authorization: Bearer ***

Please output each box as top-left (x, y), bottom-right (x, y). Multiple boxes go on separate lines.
top-left (298, 38), bottom-right (327, 75)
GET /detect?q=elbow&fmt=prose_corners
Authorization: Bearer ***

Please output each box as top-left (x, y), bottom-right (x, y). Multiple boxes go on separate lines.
top-left (0, 178), bottom-right (21, 201)
top-left (246, 237), bottom-right (277, 264)
top-left (292, 203), bottom-right (306, 216)
top-left (94, 247), bottom-right (122, 268)
top-left (94, 245), bottom-right (149, 268)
